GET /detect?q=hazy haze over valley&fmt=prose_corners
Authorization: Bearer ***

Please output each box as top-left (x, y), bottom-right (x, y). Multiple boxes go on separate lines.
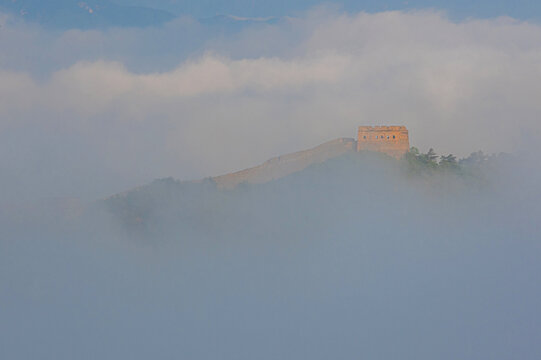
top-left (1, 1), bottom-right (541, 359)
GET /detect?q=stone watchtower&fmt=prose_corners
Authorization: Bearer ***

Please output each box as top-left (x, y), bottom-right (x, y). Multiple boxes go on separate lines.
top-left (357, 126), bottom-right (409, 159)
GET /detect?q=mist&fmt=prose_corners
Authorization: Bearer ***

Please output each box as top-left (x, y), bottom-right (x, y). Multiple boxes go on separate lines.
top-left (1, 5), bottom-right (541, 360)
top-left (2, 9), bottom-right (541, 202)
top-left (2, 149), bottom-right (540, 359)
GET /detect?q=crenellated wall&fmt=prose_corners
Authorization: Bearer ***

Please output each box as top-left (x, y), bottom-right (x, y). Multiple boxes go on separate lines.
top-left (357, 126), bottom-right (409, 159)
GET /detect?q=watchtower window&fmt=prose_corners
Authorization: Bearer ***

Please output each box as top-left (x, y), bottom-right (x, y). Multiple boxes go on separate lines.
top-left (375, 136), bottom-right (378, 139)
top-left (393, 135), bottom-right (396, 139)
top-left (363, 136), bottom-right (367, 139)
top-left (387, 136), bottom-right (390, 139)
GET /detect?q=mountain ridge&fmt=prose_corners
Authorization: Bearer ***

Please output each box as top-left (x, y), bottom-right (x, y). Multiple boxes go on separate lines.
top-left (0, 0), bottom-right (175, 29)
top-left (212, 137), bottom-right (356, 189)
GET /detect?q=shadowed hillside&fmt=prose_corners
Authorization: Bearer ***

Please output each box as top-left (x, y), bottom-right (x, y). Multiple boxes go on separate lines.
top-left (103, 146), bottom-right (509, 241)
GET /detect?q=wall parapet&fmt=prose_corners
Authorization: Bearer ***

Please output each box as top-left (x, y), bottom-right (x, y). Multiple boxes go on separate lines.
top-left (357, 125), bottom-right (409, 159)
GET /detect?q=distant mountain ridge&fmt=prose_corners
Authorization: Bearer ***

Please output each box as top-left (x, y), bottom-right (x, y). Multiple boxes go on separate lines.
top-left (0, 0), bottom-right (175, 28)
top-left (96, 0), bottom-right (541, 22)
top-left (0, 1), bottom-right (284, 30)
top-left (3, 0), bottom-right (541, 29)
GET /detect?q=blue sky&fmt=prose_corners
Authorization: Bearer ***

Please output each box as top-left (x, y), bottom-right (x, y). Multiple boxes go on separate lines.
top-left (1, 0), bottom-right (541, 29)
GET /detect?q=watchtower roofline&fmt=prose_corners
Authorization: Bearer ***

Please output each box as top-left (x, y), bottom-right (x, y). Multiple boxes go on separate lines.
top-left (358, 125), bottom-right (407, 131)
top-left (357, 125), bottom-right (410, 159)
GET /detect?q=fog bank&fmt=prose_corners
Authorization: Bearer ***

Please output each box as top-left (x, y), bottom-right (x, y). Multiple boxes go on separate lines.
top-left (1, 152), bottom-right (540, 359)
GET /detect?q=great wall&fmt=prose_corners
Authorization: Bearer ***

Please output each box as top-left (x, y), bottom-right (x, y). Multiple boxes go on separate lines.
top-left (213, 126), bottom-right (410, 189)
top-left (357, 126), bottom-right (410, 159)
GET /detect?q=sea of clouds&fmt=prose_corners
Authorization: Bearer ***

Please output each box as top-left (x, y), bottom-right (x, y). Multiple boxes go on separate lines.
top-left (2, 151), bottom-right (540, 360)
top-left (1, 7), bottom-right (541, 360)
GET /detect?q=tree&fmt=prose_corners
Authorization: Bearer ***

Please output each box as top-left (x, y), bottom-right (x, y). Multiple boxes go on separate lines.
top-left (426, 148), bottom-right (438, 162)
top-left (440, 154), bottom-right (457, 163)
top-left (439, 154), bottom-right (458, 170)
top-left (417, 148), bottom-right (438, 167)
top-left (459, 151), bottom-right (486, 166)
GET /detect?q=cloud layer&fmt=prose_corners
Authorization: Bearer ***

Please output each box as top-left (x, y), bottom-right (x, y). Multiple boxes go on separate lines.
top-left (2, 9), bottom-right (541, 359)
top-left (1, 9), bottom-right (541, 201)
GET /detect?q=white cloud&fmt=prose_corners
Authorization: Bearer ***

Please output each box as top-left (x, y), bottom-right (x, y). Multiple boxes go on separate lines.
top-left (1, 9), bottom-right (541, 201)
